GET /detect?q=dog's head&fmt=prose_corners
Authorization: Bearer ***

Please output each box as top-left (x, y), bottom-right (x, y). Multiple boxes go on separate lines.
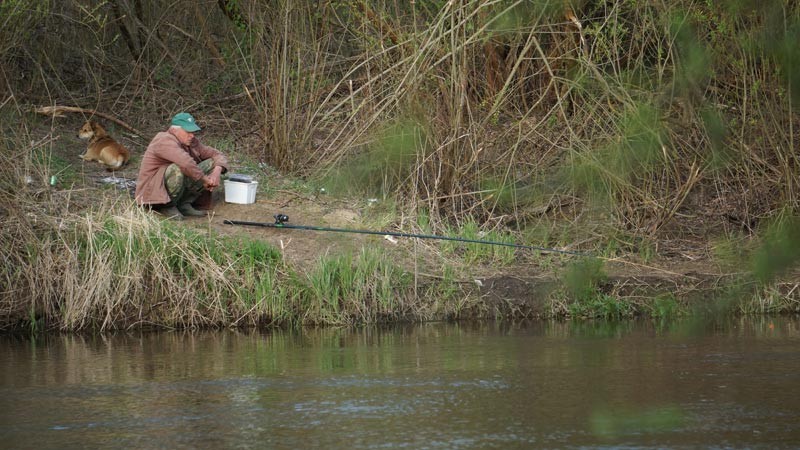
top-left (77, 121), bottom-right (106, 140)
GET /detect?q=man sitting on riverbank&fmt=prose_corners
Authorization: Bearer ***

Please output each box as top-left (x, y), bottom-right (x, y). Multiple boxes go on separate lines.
top-left (134, 113), bottom-right (229, 220)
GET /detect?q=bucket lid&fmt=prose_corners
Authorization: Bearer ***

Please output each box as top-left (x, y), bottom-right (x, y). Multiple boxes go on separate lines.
top-left (228, 174), bottom-right (254, 183)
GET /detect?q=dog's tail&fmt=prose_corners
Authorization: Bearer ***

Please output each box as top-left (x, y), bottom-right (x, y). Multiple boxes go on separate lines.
top-left (103, 152), bottom-right (128, 170)
top-left (107, 158), bottom-right (125, 170)
top-left (101, 146), bottom-right (130, 170)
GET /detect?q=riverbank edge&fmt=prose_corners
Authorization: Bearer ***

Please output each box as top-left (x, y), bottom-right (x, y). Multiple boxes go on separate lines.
top-left (2, 159), bottom-right (799, 333)
top-left (3, 249), bottom-right (798, 335)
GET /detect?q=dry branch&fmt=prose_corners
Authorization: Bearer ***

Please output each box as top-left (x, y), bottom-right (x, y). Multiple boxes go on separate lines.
top-left (34, 106), bottom-right (144, 137)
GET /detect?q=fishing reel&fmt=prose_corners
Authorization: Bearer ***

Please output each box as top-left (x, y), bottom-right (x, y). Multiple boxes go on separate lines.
top-left (273, 213), bottom-right (289, 225)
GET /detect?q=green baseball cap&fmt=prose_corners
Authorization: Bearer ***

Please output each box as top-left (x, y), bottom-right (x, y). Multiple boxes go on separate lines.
top-left (171, 112), bottom-right (201, 132)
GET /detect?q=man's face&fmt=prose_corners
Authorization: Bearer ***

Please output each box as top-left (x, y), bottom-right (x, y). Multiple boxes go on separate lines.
top-left (174, 127), bottom-right (195, 146)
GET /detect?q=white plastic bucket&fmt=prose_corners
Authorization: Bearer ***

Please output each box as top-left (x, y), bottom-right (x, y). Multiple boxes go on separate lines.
top-left (224, 180), bottom-right (258, 204)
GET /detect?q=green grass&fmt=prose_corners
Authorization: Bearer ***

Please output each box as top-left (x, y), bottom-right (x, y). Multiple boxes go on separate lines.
top-left (559, 257), bottom-right (636, 320)
top-left (31, 149), bottom-right (81, 188)
top-left (568, 292), bottom-right (635, 320)
top-left (440, 219), bottom-right (517, 264)
top-left (301, 248), bottom-right (411, 325)
top-left (649, 294), bottom-right (683, 320)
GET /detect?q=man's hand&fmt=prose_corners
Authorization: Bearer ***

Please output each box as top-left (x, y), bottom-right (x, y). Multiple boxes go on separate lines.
top-left (203, 166), bottom-right (223, 191)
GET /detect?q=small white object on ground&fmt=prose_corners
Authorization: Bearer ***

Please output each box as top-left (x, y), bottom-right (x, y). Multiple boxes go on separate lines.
top-left (100, 176), bottom-right (136, 190)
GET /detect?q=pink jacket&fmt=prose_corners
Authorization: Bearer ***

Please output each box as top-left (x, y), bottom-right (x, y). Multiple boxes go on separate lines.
top-left (134, 131), bottom-right (229, 206)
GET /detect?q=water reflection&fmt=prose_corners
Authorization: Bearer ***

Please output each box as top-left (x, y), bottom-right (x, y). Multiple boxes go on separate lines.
top-left (1, 318), bottom-right (799, 448)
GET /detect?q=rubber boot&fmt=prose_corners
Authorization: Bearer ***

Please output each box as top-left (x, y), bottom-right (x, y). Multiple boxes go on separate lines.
top-left (155, 205), bottom-right (184, 221)
top-left (177, 202), bottom-right (207, 217)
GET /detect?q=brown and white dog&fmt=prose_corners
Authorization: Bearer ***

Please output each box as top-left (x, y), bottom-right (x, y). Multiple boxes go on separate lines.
top-left (77, 121), bottom-right (130, 170)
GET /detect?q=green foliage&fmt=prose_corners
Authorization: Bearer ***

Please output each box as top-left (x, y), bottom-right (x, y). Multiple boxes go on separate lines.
top-left (583, 11), bottom-right (630, 67)
top-left (568, 292), bottom-right (635, 320)
top-left (563, 257), bottom-right (607, 301)
top-left (670, 11), bottom-right (713, 98)
top-left (485, 0), bottom-right (562, 35)
top-left (83, 218), bottom-right (231, 278)
top-left (767, 18), bottom-right (800, 108)
top-left (635, 236), bottom-right (657, 263)
top-left (0, 0), bottom-right (49, 50)
top-left (326, 119), bottom-right (424, 197)
top-left (569, 102), bottom-right (665, 201)
top-left (649, 293), bottom-right (682, 319)
top-left (441, 218), bottom-right (516, 264)
top-left (700, 106), bottom-right (733, 170)
top-left (416, 207), bottom-right (432, 234)
top-left (561, 257), bottom-right (634, 319)
top-left (421, 263), bottom-right (460, 310)
top-left (219, 0), bottom-right (248, 31)
top-left (302, 248), bottom-right (410, 324)
top-left (613, 103), bottom-right (665, 176)
top-left (30, 149), bottom-right (79, 188)
top-left (479, 176), bottom-right (539, 214)
top-left (712, 232), bottom-right (750, 270)
top-left (479, 176), bottom-right (516, 211)
top-left (750, 213), bottom-right (800, 284)
top-left (154, 64), bottom-right (176, 85)
top-left (233, 238), bottom-right (289, 320)
top-left (234, 237), bottom-right (283, 267)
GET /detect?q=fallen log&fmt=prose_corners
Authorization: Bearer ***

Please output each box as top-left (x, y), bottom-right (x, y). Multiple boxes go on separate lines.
top-left (35, 106), bottom-right (144, 138)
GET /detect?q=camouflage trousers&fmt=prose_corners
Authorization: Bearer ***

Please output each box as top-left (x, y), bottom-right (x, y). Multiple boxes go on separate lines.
top-left (164, 159), bottom-right (215, 206)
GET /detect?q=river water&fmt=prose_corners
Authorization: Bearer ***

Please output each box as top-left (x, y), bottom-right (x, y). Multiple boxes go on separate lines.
top-left (2, 317), bottom-right (799, 449)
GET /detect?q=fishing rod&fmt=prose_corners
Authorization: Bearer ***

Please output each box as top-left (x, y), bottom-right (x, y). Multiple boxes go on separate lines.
top-left (223, 214), bottom-right (587, 256)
